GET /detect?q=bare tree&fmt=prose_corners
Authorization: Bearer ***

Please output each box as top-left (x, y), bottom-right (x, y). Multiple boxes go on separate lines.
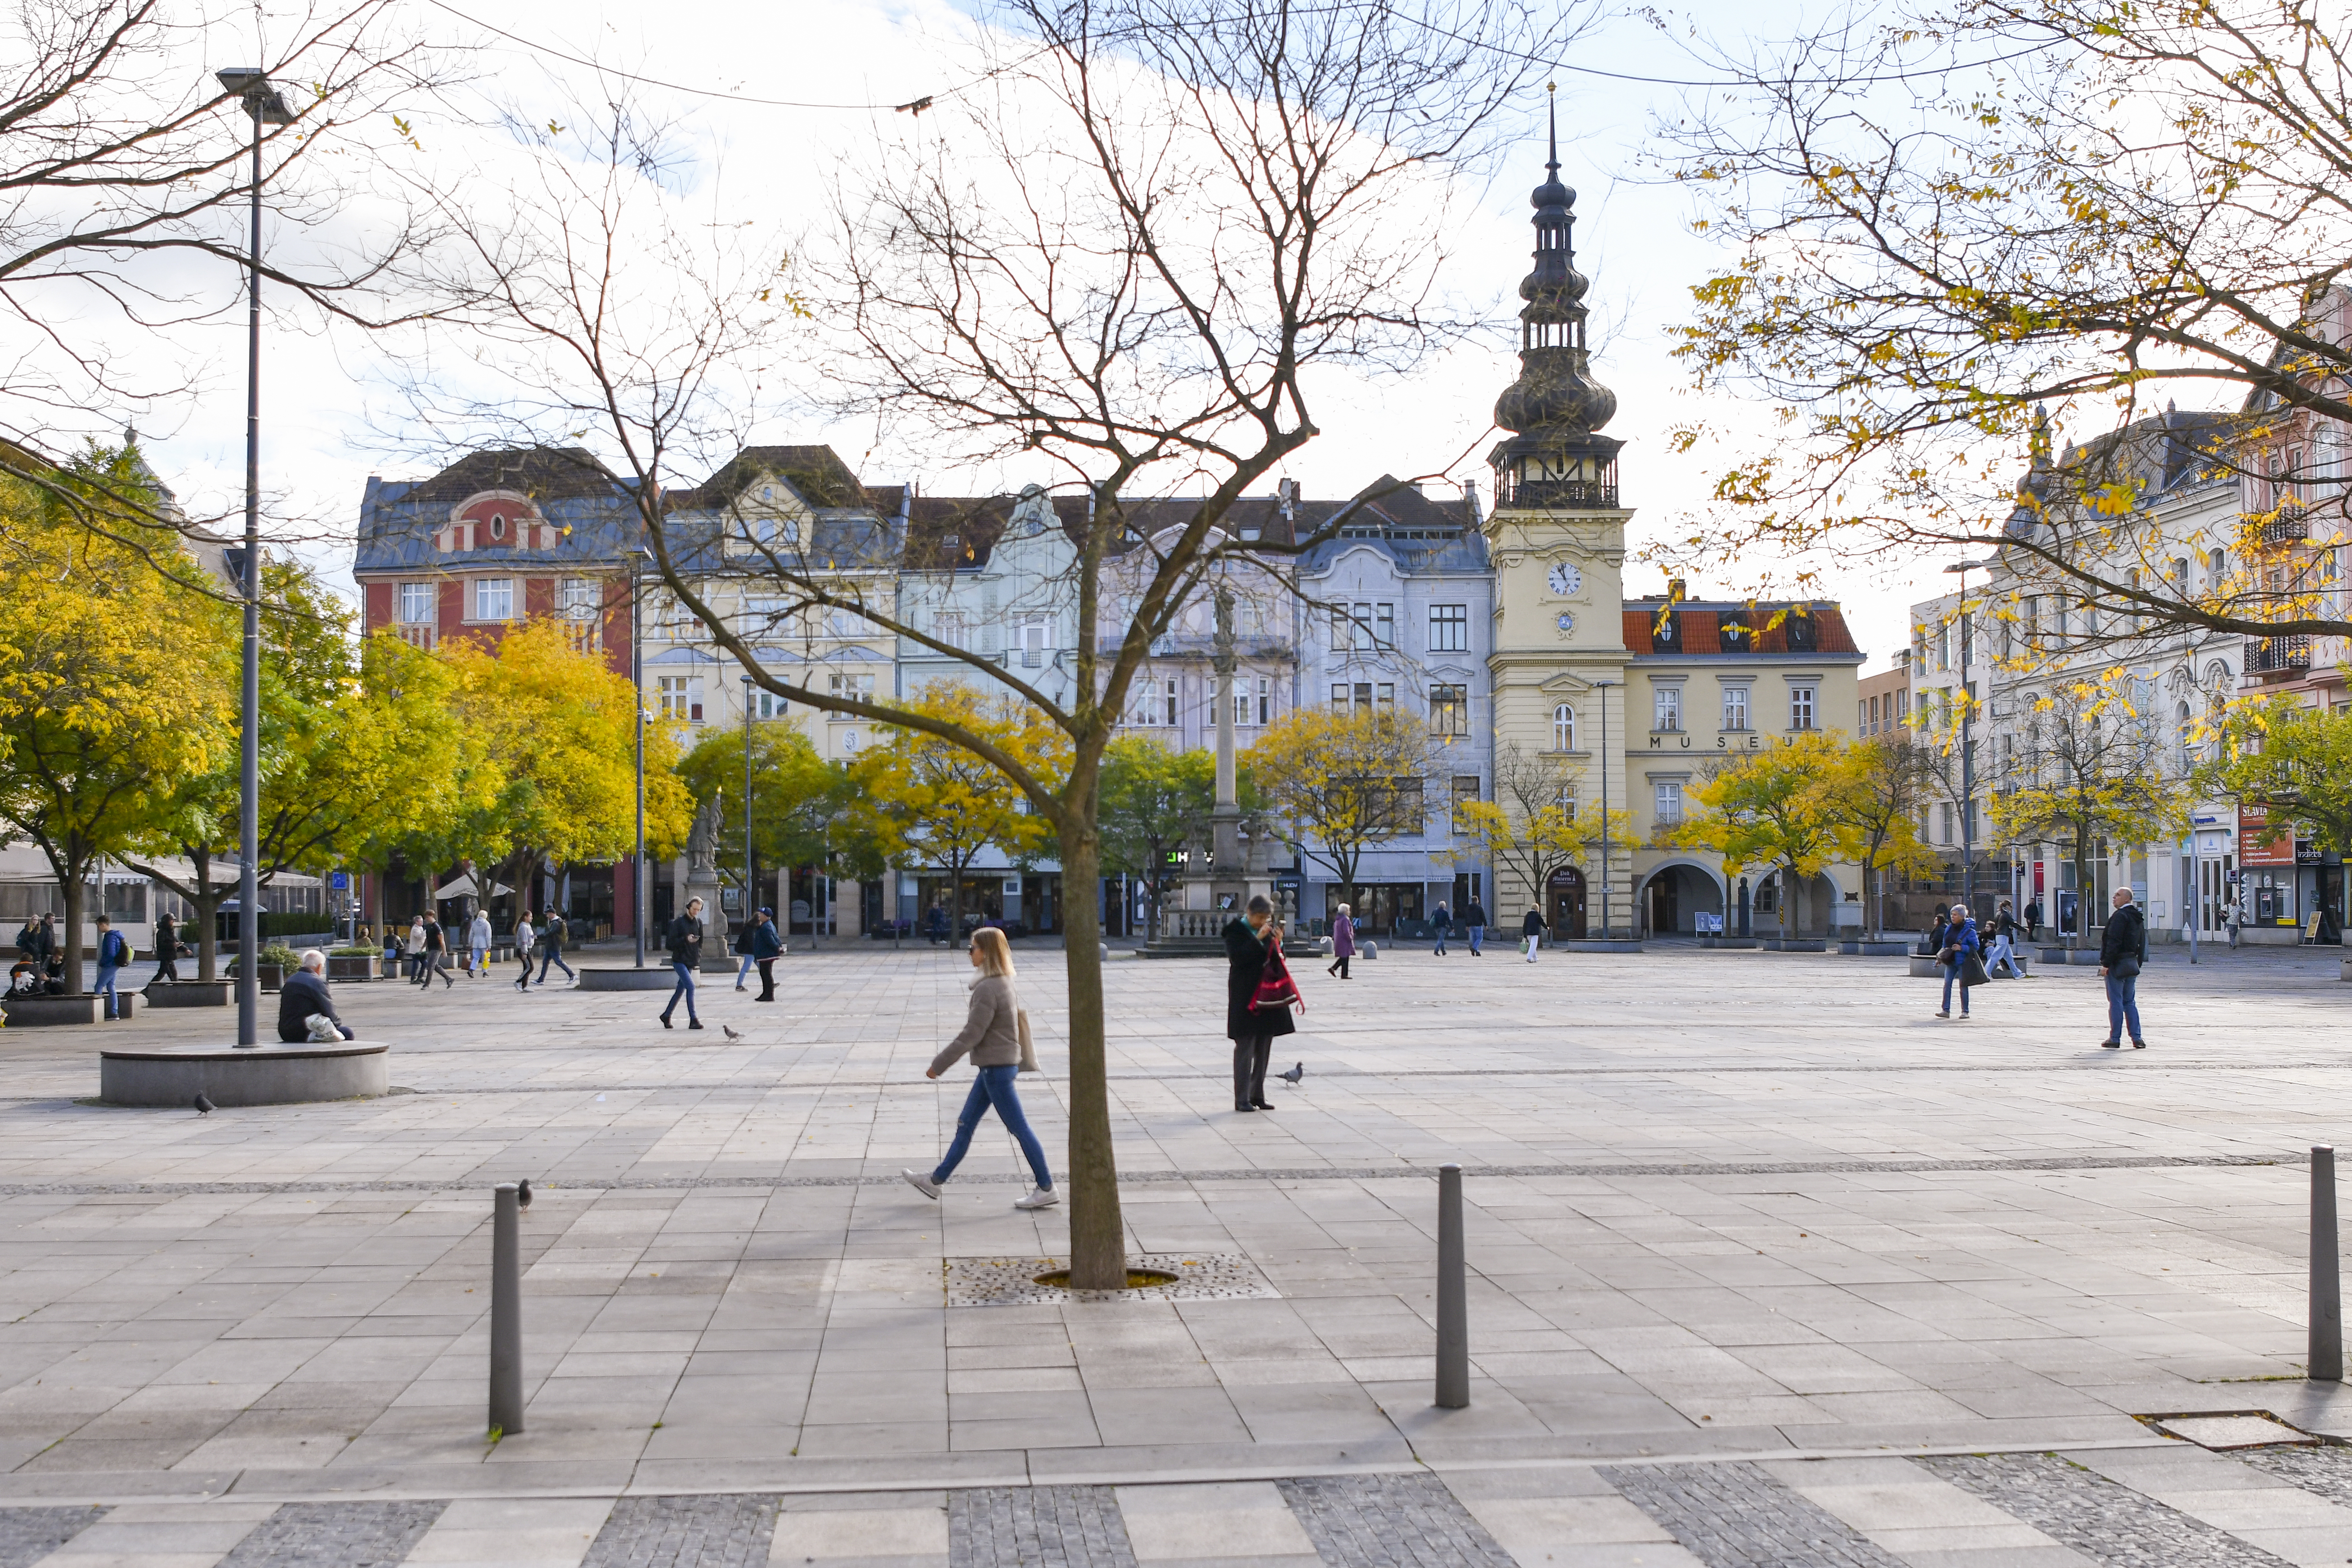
top-left (397, 0), bottom-right (1589, 1289)
top-left (1653, 0), bottom-right (2352, 641)
top-left (3, 0), bottom-right (446, 555)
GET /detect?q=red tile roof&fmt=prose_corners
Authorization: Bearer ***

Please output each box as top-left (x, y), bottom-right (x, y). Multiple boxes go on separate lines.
top-left (1620, 602), bottom-right (1862, 657)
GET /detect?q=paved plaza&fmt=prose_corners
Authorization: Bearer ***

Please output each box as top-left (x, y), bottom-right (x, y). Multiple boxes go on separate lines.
top-left (5, 939), bottom-right (2352, 1564)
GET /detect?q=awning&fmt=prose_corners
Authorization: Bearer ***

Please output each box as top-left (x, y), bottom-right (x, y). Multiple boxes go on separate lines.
top-left (434, 874), bottom-right (512, 900)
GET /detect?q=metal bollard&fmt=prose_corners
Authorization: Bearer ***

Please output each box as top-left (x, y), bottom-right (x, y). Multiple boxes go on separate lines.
top-left (1436, 1163), bottom-right (1469, 1409)
top-left (2314, 1148), bottom-right (2342, 1383)
top-left (489, 1182), bottom-right (525, 1435)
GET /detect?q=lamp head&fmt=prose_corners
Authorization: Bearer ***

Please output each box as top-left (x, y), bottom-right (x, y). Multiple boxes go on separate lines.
top-left (215, 69), bottom-right (294, 125)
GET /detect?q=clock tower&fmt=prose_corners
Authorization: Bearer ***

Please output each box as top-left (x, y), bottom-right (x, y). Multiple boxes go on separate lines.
top-left (1483, 89), bottom-right (1635, 936)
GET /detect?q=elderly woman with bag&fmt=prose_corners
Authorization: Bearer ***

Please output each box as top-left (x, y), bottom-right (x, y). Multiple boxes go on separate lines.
top-left (904, 927), bottom-right (1056, 1210)
top-left (1938, 903), bottom-right (1986, 1020)
top-left (1225, 894), bottom-right (1301, 1113)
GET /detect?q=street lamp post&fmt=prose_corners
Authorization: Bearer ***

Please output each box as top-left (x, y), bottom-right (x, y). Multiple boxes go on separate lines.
top-left (215, 69), bottom-right (291, 1048)
top-left (632, 549), bottom-right (651, 968)
top-left (1943, 559), bottom-right (1997, 913)
top-left (741, 674), bottom-right (756, 932)
top-left (1594, 678), bottom-right (1618, 939)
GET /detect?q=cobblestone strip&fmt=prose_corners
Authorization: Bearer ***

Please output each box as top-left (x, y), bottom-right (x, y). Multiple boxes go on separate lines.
top-left (0, 1506), bottom-right (108, 1568)
top-left (1918, 1452), bottom-right (2295, 1566)
top-left (212, 1501), bottom-right (446, 1567)
top-left (949, 1486), bottom-right (1138, 1568)
top-left (2231, 1442), bottom-right (2352, 1506)
top-left (1597, 1462), bottom-right (1906, 1568)
top-left (1275, 1473), bottom-right (1515, 1568)
top-left (582, 1494), bottom-right (780, 1568)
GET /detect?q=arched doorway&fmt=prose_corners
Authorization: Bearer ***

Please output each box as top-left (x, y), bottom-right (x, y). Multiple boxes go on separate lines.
top-left (1546, 865), bottom-right (1588, 938)
top-left (1638, 863), bottom-right (1726, 936)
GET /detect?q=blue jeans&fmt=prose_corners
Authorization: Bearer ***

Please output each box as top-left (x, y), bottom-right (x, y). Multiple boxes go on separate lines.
top-left (663, 961), bottom-right (698, 1022)
top-left (1434, 926), bottom-right (1448, 955)
top-left (1468, 925), bottom-right (1483, 954)
top-left (94, 964), bottom-right (120, 1018)
top-left (1941, 962), bottom-right (1970, 1014)
top-left (535, 947), bottom-right (574, 983)
top-left (2106, 973), bottom-right (2141, 1042)
top-left (736, 953), bottom-right (756, 987)
top-left (934, 1064), bottom-right (1051, 1189)
top-left (1986, 933), bottom-right (2020, 977)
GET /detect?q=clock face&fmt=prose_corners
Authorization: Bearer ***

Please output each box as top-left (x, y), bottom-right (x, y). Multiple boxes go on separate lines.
top-left (1555, 611), bottom-right (1576, 632)
top-left (1547, 561), bottom-right (1583, 596)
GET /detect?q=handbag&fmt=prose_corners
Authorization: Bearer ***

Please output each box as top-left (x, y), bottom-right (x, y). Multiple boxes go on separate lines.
top-left (1250, 933), bottom-right (1304, 1012)
top-left (1959, 950), bottom-right (1990, 988)
top-left (1017, 1007), bottom-right (1040, 1074)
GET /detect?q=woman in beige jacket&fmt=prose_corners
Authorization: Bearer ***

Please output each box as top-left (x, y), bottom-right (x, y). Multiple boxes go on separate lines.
top-left (904, 928), bottom-right (1056, 1209)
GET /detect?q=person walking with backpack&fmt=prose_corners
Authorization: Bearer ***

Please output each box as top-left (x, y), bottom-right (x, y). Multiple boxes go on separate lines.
top-left (903, 927), bottom-right (1056, 1209)
top-left (2100, 887), bottom-right (2149, 1048)
top-left (535, 910), bottom-right (575, 987)
top-left (92, 915), bottom-right (129, 1020)
top-left (1223, 894), bottom-right (1298, 1114)
top-left (1937, 903), bottom-right (1984, 1020)
top-left (1464, 897), bottom-right (1488, 956)
top-left (661, 896), bottom-right (706, 1030)
top-left (1522, 906), bottom-right (1546, 962)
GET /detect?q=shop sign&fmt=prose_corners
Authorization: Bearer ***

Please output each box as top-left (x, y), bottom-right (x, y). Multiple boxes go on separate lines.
top-left (2299, 839), bottom-right (2326, 865)
top-left (2240, 811), bottom-right (2297, 867)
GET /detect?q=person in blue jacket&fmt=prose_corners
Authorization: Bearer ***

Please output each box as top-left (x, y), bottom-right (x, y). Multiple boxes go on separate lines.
top-left (93, 915), bottom-right (130, 1019)
top-left (1937, 902), bottom-right (1980, 1020)
top-left (748, 907), bottom-right (785, 1002)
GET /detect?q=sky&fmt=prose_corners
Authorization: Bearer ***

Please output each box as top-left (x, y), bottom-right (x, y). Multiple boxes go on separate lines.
top-left (106, 0), bottom-right (1969, 672)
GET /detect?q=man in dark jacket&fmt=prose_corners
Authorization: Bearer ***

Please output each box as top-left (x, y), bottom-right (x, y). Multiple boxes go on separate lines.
top-left (1521, 907), bottom-right (1546, 963)
top-left (748, 906), bottom-right (784, 1002)
top-left (534, 911), bottom-right (575, 987)
top-left (418, 914), bottom-right (453, 990)
top-left (662, 896), bottom-right (705, 1029)
top-left (152, 911), bottom-right (180, 983)
top-left (2099, 887), bottom-right (2149, 1048)
top-left (1463, 899), bottom-right (1488, 956)
top-left (278, 950), bottom-right (353, 1042)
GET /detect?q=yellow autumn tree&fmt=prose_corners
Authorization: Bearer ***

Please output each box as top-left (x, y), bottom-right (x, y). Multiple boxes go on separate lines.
top-left (1677, 733), bottom-right (1851, 939)
top-left (0, 454), bottom-right (236, 991)
top-left (1455, 742), bottom-right (1633, 926)
top-left (858, 683), bottom-right (1068, 937)
top-left (435, 619), bottom-right (691, 908)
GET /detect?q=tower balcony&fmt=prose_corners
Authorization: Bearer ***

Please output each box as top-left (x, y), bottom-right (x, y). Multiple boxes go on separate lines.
top-left (1495, 474), bottom-right (1619, 511)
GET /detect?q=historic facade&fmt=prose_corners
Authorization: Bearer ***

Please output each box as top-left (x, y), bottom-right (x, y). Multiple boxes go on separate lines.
top-left (1479, 106), bottom-right (1865, 937)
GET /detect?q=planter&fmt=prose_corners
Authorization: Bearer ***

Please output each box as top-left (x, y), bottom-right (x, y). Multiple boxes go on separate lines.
top-left (380, 958), bottom-right (401, 979)
top-left (1700, 936), bottom-right (1760, 950)
top-left (1908, 956), bottom-right (1944, 977)
top-left (577, 967), bottom-right (684, 992)
top-left (1843, 941), bottom-right (1913, 957)
top-left (325, 955), bottom-right (378, 982)
top-left (2, 994), bottom-right (104, 1026)
top-left (1762, 938), bottom-right (1828, 952)
top-left (143, 980), bottom-right (232, 1008)
top-left (1559, 939), bottom-right (1644, 953)
top-left (2037, 947), bottom-right (2100, 966)
top-left (99, 1039), bottom-right (390, 1107)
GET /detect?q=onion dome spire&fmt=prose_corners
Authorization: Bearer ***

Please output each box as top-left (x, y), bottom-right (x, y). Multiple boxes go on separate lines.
top-left (1489, 86), bottom-right (1622, 510)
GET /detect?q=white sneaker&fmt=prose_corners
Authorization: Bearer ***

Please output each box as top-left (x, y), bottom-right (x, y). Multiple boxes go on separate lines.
top-left (901, 1169), bottom-right (941, 1200)
top-left (1015, 1187), bottom-right (1059, 1210)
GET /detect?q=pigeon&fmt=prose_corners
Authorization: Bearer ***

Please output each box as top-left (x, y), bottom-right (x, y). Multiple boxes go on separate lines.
top-left (515, 1178), bottom-right (532, 1210)
top-left (1279, 1062), bottom-right (1304, 1088)
top-left (193, 1091), bottom-right (215, 1115)
top-left (722, 1025), bottom-right (743, 1041)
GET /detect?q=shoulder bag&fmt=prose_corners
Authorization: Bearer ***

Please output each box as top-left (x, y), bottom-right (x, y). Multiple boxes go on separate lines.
top-left (1250, 934), bottom-right (1304, 1013)
top-left (1016, 1006), bottom-right (1040, 1074)
top-left (1959, 948), bottom-right (1990, 988)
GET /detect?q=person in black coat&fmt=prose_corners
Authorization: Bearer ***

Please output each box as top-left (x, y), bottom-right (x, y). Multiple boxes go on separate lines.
top-left (2098, 887), bottom-right (2149, 1048)
top-left (1521, 906), bottom-right (1545, 962)
top-left (277, 951), bottom-right (353, 1042)
top-left (1223, 894), bottom-right (1295, 1114)
top-left (153, 912), bottom-right (180, 983)
top-left (748, 906), bottom-right (784, 1002)
top-left (663, 896), bottom-right (705, 1029)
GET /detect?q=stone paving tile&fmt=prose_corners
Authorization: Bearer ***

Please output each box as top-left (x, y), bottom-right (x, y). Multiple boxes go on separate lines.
top-left (0, 1506), bottom-right (106, 1568)
top-left (948, 1486), bottom-right (1137, 1568)
top-left (2234, 1441), bottom-right (2352, 1506)
top-left (1919, 1451), bottom-right (2295, 1565)
top-left (211, 1501), bottom-right (446, 1567)
top-left (1276, 1473), bottom-right (1516, 1568)
top-left (1598, 1461), bottom-right (1908, 1567)
top-left (580, 1493), bottom-right (780, 1568)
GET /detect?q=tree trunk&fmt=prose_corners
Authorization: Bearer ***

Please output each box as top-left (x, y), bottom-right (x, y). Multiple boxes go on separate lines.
top-left (58, 854), bottom-right (86, 995)
top-left (1056, 815), bottom-right (1126, 1290)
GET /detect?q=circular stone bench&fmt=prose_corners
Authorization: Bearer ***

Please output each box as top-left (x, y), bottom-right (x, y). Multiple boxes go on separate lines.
top-left (576, 967), bottom-right (685, 992)
top-left (98, 1041), bottom-right (389, 1108)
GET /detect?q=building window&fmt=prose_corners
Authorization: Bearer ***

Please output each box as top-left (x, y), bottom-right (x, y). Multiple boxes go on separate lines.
top-left (1789, 685), bottom-right (1817, 730)
top-left (829, 672), bottom-right (875, 706)
top-left (753, 689), bottom-right (789, 720)
top-left (1450, 775), bottom-right (1480, 831)
top-left (1722, 687), bottom-right (1748, 731)
top-left (557, 578), bottom-right (598, 620)
top-left (472, 578), bottom-right (514, 622)
top-left (1256, 676), bottom-right (1271, 726)
top-left (1429, 604), bottom-right (1469, 652)
top-left (1375, 603), bottom-right (1393, 648)
top-left (1429, 684), bottom-right (1468, 736)
top-left (656, 676), bottom-right (702, 723)
top-left (1653, 687), bottom-right (1681, 732)
top-left (1554, 703), bottom-right (1576, 751)
top-left (1331, 682), bottom-right (1391, 713)
top-left (1654, 781), bottom-right (1683, 824)
top-left (397, 581), bottom-right (434, 623)
top-left (1017, 620), bottom-right (1048, 668)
